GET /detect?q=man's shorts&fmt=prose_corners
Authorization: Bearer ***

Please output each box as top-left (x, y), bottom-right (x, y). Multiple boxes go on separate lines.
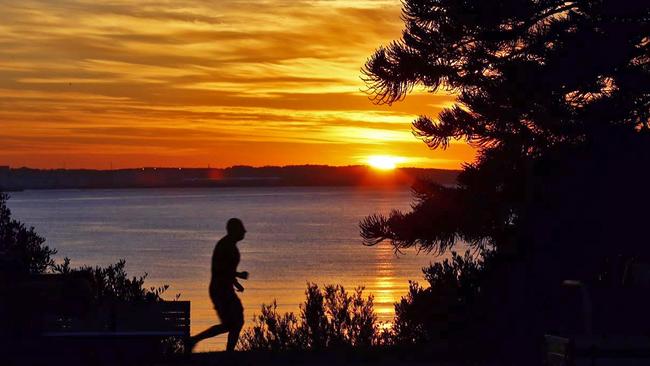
top-left (210, 287), bottom-right (244, 327)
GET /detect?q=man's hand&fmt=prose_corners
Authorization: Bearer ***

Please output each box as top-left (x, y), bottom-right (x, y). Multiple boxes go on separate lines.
top-left (237, 271), bottom-right (249, 280)
top-left (234, 281), bottom-right (245, 292)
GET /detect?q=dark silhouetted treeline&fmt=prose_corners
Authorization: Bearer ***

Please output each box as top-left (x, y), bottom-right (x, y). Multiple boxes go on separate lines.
top-left (0, 165), bottom-right (458, 190)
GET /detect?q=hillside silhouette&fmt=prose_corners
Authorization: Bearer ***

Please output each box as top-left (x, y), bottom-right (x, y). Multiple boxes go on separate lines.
top-left (0, 165), bottom-right (458, 190)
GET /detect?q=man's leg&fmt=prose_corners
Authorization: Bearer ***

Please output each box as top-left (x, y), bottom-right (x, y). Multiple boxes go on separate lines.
top-left (186, 323), bottom-right (228, 354)
top-left (185, 324), bottom-right (228, 355)
top-left (187, 302), bottom-right (230, 353)
top-left (226, 302), bottom-right (245, 352)
top-left (191, 323), bottom-right (228, 343)
top-left (225, 320), bottom-right (243, 352)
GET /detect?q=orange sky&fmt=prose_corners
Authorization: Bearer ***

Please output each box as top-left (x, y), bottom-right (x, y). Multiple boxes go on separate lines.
top-left (0, 0), bottom-right (475, 169)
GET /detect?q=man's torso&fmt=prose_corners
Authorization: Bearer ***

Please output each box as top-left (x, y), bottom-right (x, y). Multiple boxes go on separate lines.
top-left (209, 236), bottom-right (240, 294)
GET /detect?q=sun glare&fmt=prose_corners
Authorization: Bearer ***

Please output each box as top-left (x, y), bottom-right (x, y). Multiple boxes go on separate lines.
top-left (367, 155), bottom-right (404, 170)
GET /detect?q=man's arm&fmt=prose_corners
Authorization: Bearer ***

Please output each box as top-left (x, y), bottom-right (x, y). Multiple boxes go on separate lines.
top-left (236, 271), bottom-right (249, 280)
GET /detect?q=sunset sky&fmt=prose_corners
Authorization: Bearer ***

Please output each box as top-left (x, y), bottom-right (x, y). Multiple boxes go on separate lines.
top-left (0, 0), bottom-right (475, 169)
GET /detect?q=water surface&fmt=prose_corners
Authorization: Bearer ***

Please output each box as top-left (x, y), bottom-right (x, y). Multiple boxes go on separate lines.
top-left (7, 187), bottom-right (448, 351)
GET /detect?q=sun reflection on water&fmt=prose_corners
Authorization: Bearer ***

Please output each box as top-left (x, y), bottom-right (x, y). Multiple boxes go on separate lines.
top-left (372, 245), bottom-right (401, 322)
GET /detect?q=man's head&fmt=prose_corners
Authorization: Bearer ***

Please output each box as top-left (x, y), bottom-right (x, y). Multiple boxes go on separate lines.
top-left (226, 218), bottom-right (246, 241)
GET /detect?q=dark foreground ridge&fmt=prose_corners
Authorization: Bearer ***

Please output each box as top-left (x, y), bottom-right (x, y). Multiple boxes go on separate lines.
top-left (0, 165), bottom-right (459, 190)
top-left (19, 346), bottom-right (467, 366)
top-left (173, 347), bottom-right (461, 366)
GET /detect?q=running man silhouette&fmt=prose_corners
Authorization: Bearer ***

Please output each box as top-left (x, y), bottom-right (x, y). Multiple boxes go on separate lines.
top-left (187, 218), bottom-right (248, 352)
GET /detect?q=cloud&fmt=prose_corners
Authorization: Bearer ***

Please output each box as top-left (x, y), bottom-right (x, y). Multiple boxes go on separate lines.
top-left (0, 0), bottom-right (474, 168)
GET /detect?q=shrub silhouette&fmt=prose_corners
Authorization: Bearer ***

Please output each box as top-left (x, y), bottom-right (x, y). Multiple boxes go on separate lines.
top-left (239, 301), bottom-right (303, 351)
top-left (1, 193), bottom-right (179, 357)
top-left (54, 258), bottom-right (171, 302)
top-left (393, 251), bottom-right (492, 349)
top-left (1, 193), bottom-right (171, 302)
top-left (0, 193), bottom-right (56, 276)
top-left (240, 254), bottom-right (493, 353)
top-left (240, 283), bottom-right (381, 351)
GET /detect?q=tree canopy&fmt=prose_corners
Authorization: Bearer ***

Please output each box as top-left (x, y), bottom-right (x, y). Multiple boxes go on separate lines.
top-left (360, 0), bottom-right (650, 255)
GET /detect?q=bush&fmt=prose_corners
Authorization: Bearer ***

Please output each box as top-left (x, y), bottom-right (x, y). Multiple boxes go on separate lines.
top-left (0, 193), bottom-right (56, 276)
top-left (392, 250), bottom-right (493, 350)
top-left (0, 192), bottom-right (181, 358)
top-left (54, 257), bottom-right (172, 302)
top-left (239, 283), bottom-right (383, 351)
top-left (239, 301), bottom-right (304, 351)
top-left (240, 253), bottom-right (495, 352)
top-left (0, 192), bottom-right (172, 302)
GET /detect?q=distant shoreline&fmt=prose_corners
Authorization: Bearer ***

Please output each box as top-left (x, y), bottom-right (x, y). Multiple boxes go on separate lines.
top-left (0, 165), bottom-right (459, 191)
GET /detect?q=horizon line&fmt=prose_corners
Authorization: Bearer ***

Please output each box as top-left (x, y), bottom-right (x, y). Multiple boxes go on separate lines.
top-left (1, 164), bottom-right (460, 172)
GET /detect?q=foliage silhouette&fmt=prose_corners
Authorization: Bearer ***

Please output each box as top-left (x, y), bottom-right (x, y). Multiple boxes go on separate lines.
top-left (53, 258), bottom-right (171, 303)
top-left (360, 0), bottom-right (650, 361)
top-left (0, 193), bottom-right (170, 302)
top-left (360, 0), bottom-right (650, 253)
top-left (392, 251), bottom-right (490, 346)
top-left (0, 193), bottom-right (180, 363)
top-left (239, 283), bottom-right (385, 351)
top-left (0, 193), bottom-right (56, 275)
top-left (239, 256), bottom-right (497, 353)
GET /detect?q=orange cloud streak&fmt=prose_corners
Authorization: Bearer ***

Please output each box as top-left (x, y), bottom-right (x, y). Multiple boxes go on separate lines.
top-left (0, 0), bottom-right (475, 169)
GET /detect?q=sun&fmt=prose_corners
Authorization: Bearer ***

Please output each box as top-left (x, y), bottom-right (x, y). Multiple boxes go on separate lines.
top-left (366, 155), bottom-right (404, 170)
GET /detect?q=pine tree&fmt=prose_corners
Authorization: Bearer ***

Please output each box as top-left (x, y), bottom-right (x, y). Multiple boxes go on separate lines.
top-left (360, 0), bottom-right (650, 256)
top-left (360, 2), bottom-right (650, 358)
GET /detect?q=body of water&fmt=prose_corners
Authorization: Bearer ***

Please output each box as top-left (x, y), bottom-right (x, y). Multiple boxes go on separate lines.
top-left (6, 187), bottom-right (449, 351)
